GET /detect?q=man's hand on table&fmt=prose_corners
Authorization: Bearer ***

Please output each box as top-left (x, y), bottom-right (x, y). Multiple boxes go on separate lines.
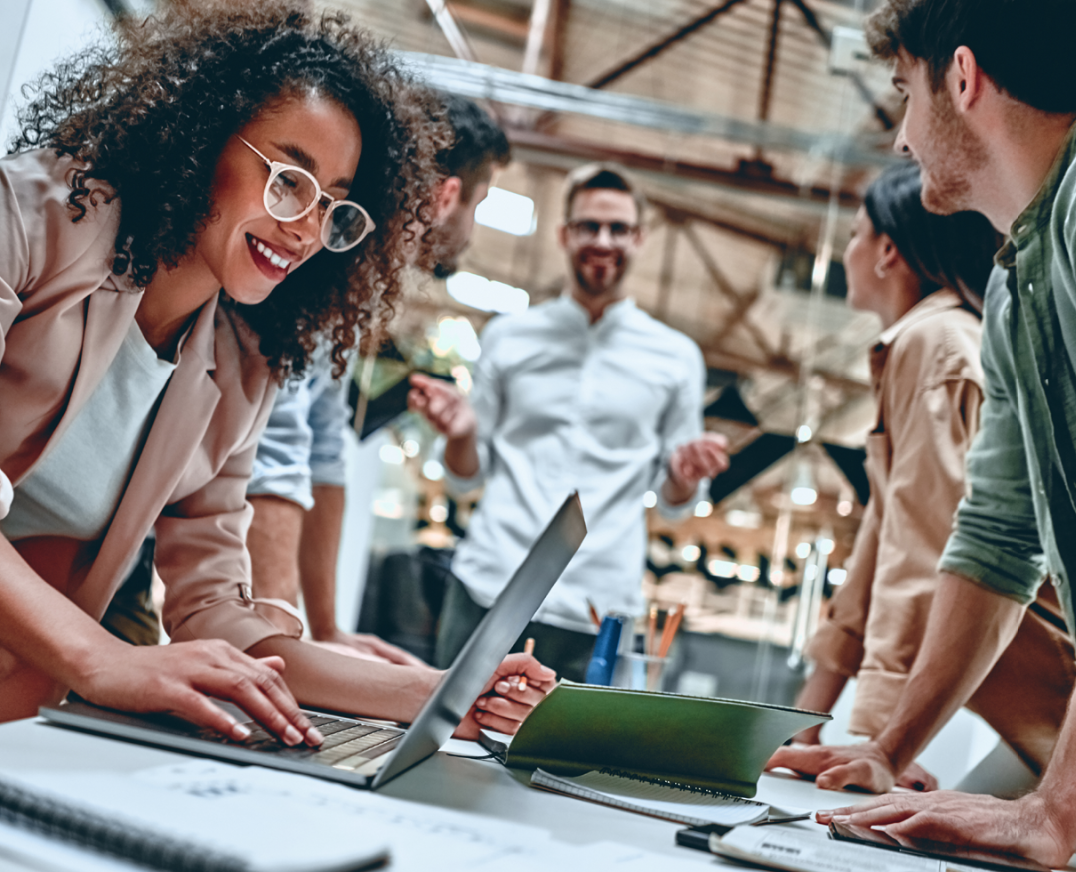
top-left (767, 740), bottom-right (943, 793)
top-left (817, 790), bottom-right (1072, 869)
top-left (454, 652), bottom-right (557, 740)
top-left (770, 740), bottom-right (938, 793)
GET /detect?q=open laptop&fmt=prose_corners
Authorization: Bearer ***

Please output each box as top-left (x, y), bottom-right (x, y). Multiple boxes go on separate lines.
top-left (39, 491), bottom-right (586, 790)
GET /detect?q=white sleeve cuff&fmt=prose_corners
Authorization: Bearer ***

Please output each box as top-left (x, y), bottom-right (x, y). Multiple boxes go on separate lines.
top-left (0, 472), bottom-right (11, 519)
top-left (654, 476), bottom-right (707, 521)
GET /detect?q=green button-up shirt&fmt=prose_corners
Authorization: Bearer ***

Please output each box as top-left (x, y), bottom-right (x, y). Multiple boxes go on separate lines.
top-left (940, 126), bottom-right (1076, 636)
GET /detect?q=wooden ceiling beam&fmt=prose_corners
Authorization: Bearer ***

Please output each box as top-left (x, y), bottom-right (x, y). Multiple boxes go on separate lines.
top-left (522, 0), bottom-right (553, 75)
top-left (443, 3), bottom-right (530, 43)
top-left (548, 0), bottom-right (570, 83)
top-left (424, 0), bottom-right (479, 62)
top-left (786, 0), bottom-right (895, 131)
top-left (507, 127), bottom-right (863, 209)
top-left (757, 0), bottom-right (785, 125)
top-left (700, 347), bottom-right (870, 395)
top-left (653, 199), bottom-right (795, 251)
top-left (585, 0), bottom-right (751, 90)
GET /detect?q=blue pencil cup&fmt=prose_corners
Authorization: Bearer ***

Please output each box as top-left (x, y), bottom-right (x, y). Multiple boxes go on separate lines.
top-left (584, 615), bottom-right (625, 685)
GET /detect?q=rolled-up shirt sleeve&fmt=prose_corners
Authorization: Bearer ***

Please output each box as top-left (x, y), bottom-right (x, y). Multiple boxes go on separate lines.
top-left (806, 494), bottom-right (880, 678)
top-left (247, 375), bottom-right (318, 510)
top-left (157, 380), bottom-right (304, 650)
top-left (307, 371), bottom-right (349, 489)
top-left (940, 294), bottom-right (1046, 603)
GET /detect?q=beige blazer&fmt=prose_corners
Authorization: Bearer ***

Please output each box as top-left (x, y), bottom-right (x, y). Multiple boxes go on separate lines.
top-left (0, 149), bottom-right (301, 718)
top-left (807, 289), bottom-right (1074, 775)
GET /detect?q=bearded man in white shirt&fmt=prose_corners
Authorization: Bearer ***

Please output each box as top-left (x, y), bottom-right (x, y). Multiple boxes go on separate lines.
top-left (409, 163), bottom-right (729, 681)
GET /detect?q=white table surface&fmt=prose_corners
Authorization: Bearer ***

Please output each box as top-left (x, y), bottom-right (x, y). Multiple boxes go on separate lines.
top-left (0, 715), bottom-right (858, 870)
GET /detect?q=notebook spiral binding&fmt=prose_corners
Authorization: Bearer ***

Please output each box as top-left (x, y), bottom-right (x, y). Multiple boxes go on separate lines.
top-left (597, 767), bottom-right (755, 802)
top-left (0, 778), bottom-right (247, 872)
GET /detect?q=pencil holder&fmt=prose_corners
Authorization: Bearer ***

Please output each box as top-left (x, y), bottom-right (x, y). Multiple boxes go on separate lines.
top-left (584, 615), bottom-right (625, 685)
top-left (614, 651), bottom-right (670, 693)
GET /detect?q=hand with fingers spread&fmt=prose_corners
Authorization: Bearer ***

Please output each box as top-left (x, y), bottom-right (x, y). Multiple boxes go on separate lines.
top-left (817, 791), bottom-right (1071, 869)
top-left (408, 373), bottom-right (476, 442)
top-left (454, 652), bottom-right (557, 740)
top-left (78, 638), bottom-right (323, 747)
top-left (664, 433), bottom-right (730, 505)
top-left (766, 740), bottom-right (901, 793)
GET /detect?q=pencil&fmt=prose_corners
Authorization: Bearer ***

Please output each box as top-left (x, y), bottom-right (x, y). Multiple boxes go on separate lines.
top-left (518, 637), bottom-right (536, 691)
top-left (658, 604), bottom-right (685, 659)
top-left (586, 599), bottom-right (602, 629)
top-left (656, 604), bottom-right (679, 658)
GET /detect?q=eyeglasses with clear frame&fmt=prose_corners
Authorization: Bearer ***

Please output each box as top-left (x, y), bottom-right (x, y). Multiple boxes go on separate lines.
top-left (238, 136), bottom-right (375, 253)
top-left (565, 219), bottom-right (639, 245)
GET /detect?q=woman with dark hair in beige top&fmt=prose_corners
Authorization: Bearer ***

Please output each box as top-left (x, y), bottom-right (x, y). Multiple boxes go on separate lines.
top-left (775, 164), bottom-right (1075, 792)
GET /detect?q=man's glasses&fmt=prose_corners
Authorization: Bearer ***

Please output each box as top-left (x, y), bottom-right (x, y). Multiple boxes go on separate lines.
top-left (566, 220), bottom-right (639, 244)
top-left (238, 137), bottom-right (375, 253)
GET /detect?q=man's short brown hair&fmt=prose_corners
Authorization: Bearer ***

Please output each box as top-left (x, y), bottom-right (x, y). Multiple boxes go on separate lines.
top-left (865, 0), bottom-right (1076, 113)
top-left (562, 162), bottom-right (647, 223)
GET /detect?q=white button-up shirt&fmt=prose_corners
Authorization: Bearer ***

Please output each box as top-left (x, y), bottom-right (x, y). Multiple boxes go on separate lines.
top-left (446, 295), bottom-right (706, 633)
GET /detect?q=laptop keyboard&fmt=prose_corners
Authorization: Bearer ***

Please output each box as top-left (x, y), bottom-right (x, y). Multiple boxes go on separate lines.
top-left (196, 714), bottom-right (404, 772)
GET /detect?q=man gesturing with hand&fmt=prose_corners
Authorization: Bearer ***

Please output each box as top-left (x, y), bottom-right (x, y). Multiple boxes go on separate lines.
top-left (410, 163), bottom-right (727, 682)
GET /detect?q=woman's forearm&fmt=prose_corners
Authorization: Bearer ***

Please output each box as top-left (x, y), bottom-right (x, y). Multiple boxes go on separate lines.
top-left (247, 635), bottom-right (442, 721)
top-left (0, 535), bottom-right (126, 693)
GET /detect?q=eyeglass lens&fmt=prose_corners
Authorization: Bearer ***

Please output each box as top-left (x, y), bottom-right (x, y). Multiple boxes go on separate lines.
top-left (571, 220), bottom-right (636, 241)
top-left (266, 167), bottom-right (368, 251)
top-left (323, 202), bottom-right (369, 252)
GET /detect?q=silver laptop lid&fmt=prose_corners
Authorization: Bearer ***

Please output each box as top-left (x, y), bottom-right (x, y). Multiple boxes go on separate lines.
top-left (371, 490), bottom-right (586, 787)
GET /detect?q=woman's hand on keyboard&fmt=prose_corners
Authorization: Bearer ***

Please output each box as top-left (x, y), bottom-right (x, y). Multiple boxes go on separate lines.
top-left (454, 653), bottom-right (557, 739)
top-left (79, 638), bottom-right (323, 747)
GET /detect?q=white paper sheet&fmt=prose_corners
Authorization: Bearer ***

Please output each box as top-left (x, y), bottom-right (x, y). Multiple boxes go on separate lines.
top-left (715, 826), bottom-right (1011, 872)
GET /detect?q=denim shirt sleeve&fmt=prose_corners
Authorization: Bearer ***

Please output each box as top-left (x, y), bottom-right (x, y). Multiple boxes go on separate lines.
top-left (306, 373), bottom-right (349, 489)
top-left (247, 377), bottom-right (316, 509)
top-left (652, 338), bottom-right (707, 520)
top-left (939, 274), bottom-right (1046, 602)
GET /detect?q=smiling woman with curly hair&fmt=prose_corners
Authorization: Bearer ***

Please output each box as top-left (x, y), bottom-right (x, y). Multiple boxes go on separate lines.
top-left (0, 1), bottom-right (553, 744)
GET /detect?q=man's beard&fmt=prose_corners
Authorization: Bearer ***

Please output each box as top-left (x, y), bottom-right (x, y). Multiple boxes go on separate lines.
top-left (919, 90), bottom-right (989, 215)
top-left (572, 254), bottom-right (627, 297)
top-left (427, 220), bottom-right (468, 279)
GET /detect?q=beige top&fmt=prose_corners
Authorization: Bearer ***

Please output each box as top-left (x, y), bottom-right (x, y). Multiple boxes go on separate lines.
top-left (807, 289), bottom-right (1074, 772)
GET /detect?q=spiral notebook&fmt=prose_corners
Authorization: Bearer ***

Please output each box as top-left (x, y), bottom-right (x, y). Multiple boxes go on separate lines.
top-left (530, 768), bottom-right (769, 827)
top-left (0, 769), bottom-right (389, 872)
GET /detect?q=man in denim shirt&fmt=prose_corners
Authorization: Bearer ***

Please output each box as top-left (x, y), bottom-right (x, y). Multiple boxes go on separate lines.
top-left (767, 0), bottom-right (1076, 864)
top-left (246, 96), bottom-right (510, 662)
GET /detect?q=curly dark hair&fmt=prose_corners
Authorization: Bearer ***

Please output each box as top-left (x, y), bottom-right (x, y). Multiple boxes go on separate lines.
top-left (11, 1), bottom-right (448, 379)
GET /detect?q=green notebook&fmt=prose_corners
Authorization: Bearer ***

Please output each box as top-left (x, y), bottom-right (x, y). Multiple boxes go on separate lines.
top-left (494, 682), bottom-right (829, 798)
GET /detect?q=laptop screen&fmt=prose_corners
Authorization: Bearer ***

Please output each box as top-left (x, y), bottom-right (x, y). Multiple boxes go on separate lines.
top-left (371, 491), bottom-right (586, 787)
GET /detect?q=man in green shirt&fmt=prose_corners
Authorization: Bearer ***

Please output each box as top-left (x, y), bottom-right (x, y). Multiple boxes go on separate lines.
top-left (767, 0), bottom-right (1076, 864)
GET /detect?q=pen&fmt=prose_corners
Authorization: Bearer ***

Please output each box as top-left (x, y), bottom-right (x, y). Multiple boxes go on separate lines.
top-left (517, 637), bottom-right (536, 692)
top-left (752, 813), bottom-right (814, 827)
